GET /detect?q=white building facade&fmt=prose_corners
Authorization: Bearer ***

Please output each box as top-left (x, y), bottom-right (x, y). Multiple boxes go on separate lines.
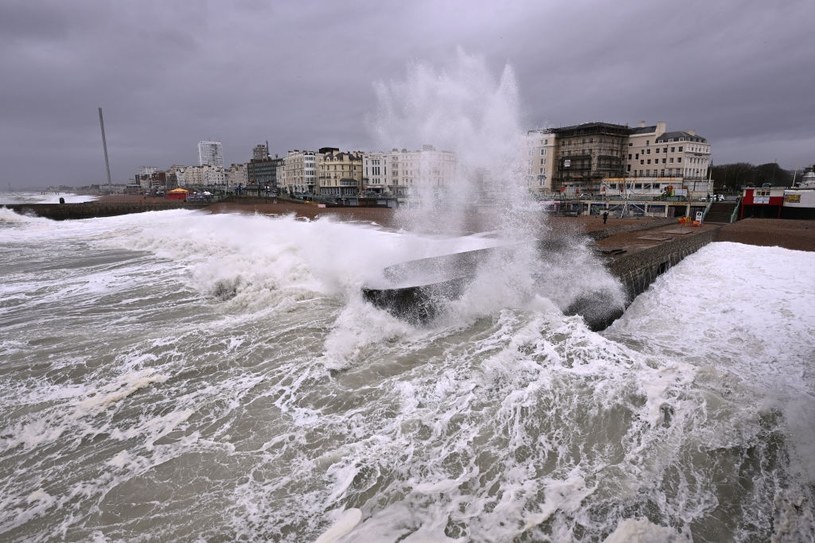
top-left (626, 122), bottom-right (711, 181)
top-left (198, 141), bottom-right (224, 168)
top-left (225, 163), bottom-right (248, 188)
top-left (525, 129), bottom-right (557, 193)
top-left (174, 164), bottom-right (225, 187)
top-left (282, 150), bottom-right (318, 195)
top-left (363, 146), bottom-right (457, 199)
top-left (363, 152), bottom-right (390, 195)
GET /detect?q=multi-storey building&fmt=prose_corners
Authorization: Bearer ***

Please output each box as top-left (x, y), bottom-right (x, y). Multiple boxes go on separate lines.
top-left (247, 157), bottom-right (283, 193)
top-left (526, 129), bottom-right (559, 193)
top-left (198, 141), bottom-right (224, 168)
top-left (166, 165), bottom-right (187, 187)
top-left (626, 121), bottom-right (711, 180)
top-left (134, 166), bottom-right (166, 191)
top-left (619, 121), bottom-right (712, 198)
top-left (202, 164), bottom-right (225, 186)
top-left (225, 163), bottom-right (248, 188)
top-left (550, 122), bottom-right (630, 193)
top-left (363, 145), bottom-right (457, 199)
top-left (282, 150), bottom-right (318, 195)
top-left (175, 166), bottom-right (197, 187)
top-left (363, 152), bottom-right (390, 195)
top-left (176, 164), bottom-right (224, 187)
top-left (317, 148), bottom-right (364, 198)
top-left (252, 143), bottom-right (269, 161)
top-left (526, 121), bottom-right (712, 199)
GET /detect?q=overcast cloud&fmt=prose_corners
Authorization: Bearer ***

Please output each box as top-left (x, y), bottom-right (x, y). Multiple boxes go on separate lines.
top-left (1, 0), bottom-right (813, 188)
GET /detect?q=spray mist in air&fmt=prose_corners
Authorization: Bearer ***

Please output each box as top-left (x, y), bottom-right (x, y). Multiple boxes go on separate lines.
top-left (367, 50), bottom-right (626, 323)
top-left (371, 49), bottom-right (541, 238)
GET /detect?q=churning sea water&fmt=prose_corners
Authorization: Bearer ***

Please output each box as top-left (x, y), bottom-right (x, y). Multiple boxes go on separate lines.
top-left (0, 204), bottom-right (813, 542)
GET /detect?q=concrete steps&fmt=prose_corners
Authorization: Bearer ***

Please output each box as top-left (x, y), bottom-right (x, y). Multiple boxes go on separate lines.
top-left (705, 202), bottom-right (739, 223)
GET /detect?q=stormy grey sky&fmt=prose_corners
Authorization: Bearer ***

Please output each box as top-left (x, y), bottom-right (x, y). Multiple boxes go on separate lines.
top-left (1, 0), bottom-right (813, 189)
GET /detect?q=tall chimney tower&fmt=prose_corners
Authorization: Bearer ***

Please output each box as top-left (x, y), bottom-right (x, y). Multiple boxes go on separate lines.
top-left (98, 107), bottom-right (112, 193)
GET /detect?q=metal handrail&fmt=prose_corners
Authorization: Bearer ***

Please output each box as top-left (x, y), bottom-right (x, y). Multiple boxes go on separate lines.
top-left (729, 197), bottom-right (741, 223)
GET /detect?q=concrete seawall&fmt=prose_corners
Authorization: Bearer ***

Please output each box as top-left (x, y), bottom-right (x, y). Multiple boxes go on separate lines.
top-left (603, 227), bottom-right (716, 303)
top-left (4, 200), bottom-right (207, 220)
top-left (363, 220), bottom-right (720, 330)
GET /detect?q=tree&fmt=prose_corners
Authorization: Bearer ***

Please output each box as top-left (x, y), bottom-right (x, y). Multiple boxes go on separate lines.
top-left (710, 162), bottom-right (794, 192)
top-left (754, 163), bottom-right (793, 186)
top-left (711, 162), bottom-right (755, 192)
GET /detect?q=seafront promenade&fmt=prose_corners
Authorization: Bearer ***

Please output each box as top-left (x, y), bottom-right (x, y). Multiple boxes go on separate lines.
top-left (213, 198), bottom-right (815, 251)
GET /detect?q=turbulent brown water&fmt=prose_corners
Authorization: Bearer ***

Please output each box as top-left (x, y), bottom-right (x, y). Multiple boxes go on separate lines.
top-left (1, 205), bottom-right (814, 542)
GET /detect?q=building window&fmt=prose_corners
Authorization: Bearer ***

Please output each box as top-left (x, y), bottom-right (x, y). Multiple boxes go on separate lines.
top-left (671, 147), bottom-right (675, 153)
top-left (656, 148), bottom-right (660, 153)
top-left (678, 146), bottom-right (683, 152)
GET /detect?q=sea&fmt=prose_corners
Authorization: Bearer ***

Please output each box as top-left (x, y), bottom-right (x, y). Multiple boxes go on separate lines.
top-left (1, 191), bottom-right (813, 542)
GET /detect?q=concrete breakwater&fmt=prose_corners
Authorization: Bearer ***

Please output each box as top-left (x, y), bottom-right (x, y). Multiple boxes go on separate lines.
top-left (365, 220), bottom-right (719, 331)
top-left (606, 229), bottom-right (716, 299)
top-left (4, 200), bottom-right (208, 220)
top-left (586, 227), bottom-right (717, 329)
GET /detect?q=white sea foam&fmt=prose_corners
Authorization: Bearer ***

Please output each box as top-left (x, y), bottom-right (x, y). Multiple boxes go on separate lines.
top-left (606, 241), bottom-right (815, 482)
top-left (314, 508), bottom-right (362, 543)
top-left (3, 208), bottom-right (812, 541)
top-left (603, 517), bottom-right (689, 542)
top-left (75, 370), bottom-right (169, 414)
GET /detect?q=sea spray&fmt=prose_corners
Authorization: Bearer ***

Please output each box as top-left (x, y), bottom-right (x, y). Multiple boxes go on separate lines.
top-left (371, 48), bottom-right (538, 238)
top-left (367, 50), bottom-right (625, 325)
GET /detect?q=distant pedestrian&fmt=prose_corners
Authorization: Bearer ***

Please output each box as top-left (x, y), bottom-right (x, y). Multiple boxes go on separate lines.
top-left (602, 210), bottom-right (609, 224)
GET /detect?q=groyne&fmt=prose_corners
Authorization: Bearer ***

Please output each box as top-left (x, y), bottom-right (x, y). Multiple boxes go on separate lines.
top-left (3, 200), bottom-right (207, 220)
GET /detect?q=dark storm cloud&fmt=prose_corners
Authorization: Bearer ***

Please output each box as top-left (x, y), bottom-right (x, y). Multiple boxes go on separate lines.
top-left (1, 0), bottom-right (812, 188)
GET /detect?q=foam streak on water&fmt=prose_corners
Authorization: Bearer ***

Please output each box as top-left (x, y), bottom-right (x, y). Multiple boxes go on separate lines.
top-left (1, 209), bottom-right (813, 542)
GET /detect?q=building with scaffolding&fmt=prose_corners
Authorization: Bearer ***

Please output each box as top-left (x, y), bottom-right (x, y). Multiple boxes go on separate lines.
top-left (526, 121), bottom-right (712, 200)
